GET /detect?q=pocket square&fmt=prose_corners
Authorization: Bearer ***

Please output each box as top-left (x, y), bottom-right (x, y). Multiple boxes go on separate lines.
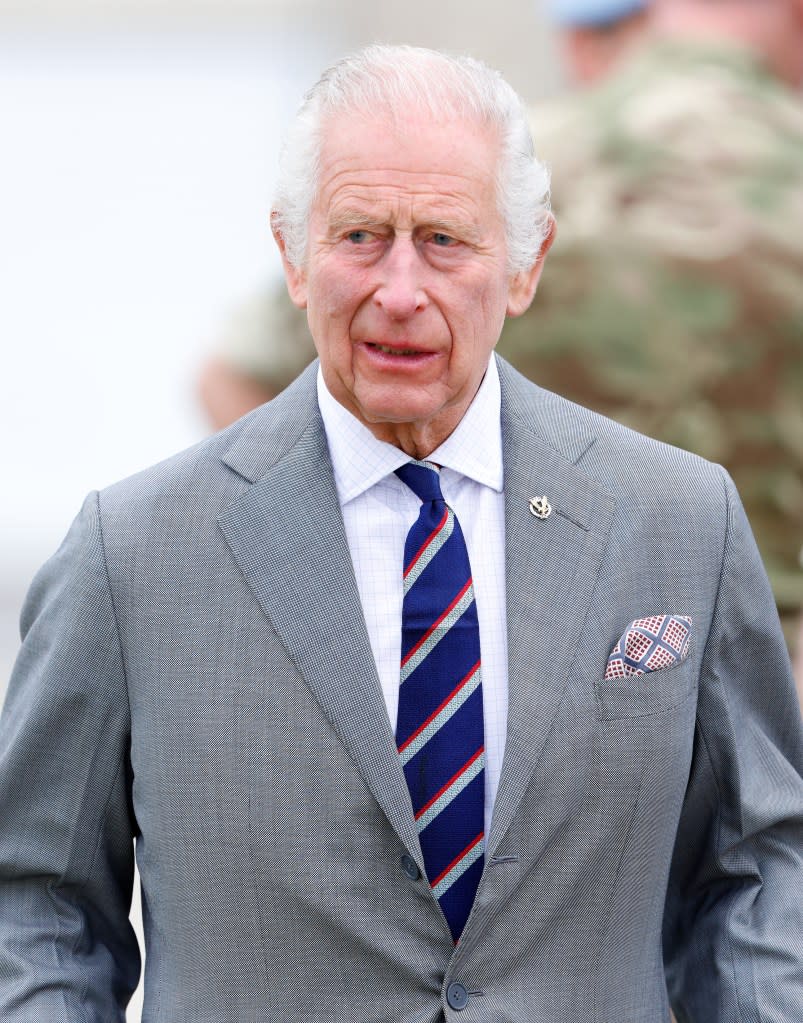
top-left (605, 615), bottom-right (692, 679)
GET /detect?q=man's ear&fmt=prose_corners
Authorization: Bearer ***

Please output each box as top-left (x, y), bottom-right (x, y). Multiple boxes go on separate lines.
top-left (271, 212), bottom-right (308, 309)
top-left (506, 214), bottom-right (556, 318)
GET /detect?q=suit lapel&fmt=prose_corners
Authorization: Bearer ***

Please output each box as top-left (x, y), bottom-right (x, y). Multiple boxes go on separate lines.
top-left (216, 361), bottom-right (617, 887)
top-left (486, 360), bottom-right (616, 859)
top-left (218, 371), bottom-right (423, 866)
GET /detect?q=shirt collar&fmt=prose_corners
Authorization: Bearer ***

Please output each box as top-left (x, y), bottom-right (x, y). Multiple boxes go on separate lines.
top-left (317, 354), bottom-right (504, 507)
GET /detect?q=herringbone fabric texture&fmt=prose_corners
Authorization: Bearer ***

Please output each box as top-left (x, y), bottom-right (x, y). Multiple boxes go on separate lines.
top-left (395, 460), bottom-right (485, 942)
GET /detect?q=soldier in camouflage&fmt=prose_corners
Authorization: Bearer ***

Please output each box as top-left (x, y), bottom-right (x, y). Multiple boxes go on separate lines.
top-left (511, 0), bottom-right (803, 658)
top-left (197, 0), bottom-right (803, 666)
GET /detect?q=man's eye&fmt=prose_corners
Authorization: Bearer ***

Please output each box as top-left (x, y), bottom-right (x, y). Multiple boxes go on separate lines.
top-left (431, 233), bottom-right (456, 247)
top-left (347, 230), bottom-right (370, 244)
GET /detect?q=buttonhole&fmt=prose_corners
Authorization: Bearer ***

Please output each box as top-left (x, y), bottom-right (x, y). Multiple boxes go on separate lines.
top-left (489, 855), bottom-right (519, 864)
top-left (556, 508), bottom-right (588, 531)
top-left (467, 990), bottom-right (485, 997)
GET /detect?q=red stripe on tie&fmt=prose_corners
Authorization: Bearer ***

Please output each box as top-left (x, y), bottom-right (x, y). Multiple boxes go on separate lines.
top-left (397, 659), bottom-right (481, 755)
top-left (414, 746), bottom-right (484, 821)
top-left (400, 578), bottom-right (473, 670)
top-left (404, 506), bottom-right (449, 578)
top-left (430, 832), bottom-right (484, 889)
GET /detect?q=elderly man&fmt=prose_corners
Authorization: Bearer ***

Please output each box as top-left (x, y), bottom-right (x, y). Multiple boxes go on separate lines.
top-left (1, 45), bottom-right (802, 1023)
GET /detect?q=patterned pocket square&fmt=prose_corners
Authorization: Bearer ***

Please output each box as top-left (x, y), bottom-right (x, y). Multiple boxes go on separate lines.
top-left (605, 615), bottom-right (692, 679)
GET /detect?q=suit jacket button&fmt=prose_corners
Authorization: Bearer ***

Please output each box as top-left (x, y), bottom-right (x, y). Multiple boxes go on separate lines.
top-left (401, 854), bottom-right (420, 881)
top-left (446, 982), bottom-right (469, 1010)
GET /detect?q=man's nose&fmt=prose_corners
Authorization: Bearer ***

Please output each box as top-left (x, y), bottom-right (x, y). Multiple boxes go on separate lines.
top-left (372, 238), bottom-right (428, 319)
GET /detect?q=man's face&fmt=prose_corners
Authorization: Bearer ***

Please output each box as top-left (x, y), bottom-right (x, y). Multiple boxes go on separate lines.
top-left (277, 107), bottom-right (550, 455)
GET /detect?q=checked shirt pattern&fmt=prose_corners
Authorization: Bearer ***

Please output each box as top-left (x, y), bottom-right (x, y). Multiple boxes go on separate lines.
top-left (395, 460), bottom-right (485, 943)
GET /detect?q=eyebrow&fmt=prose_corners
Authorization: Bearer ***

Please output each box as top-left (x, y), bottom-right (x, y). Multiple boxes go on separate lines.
top-left (327, 211), bottom-right (384, 235)
top-left (423, 219), bottom-right (481, 243)
top-left (327, 209), bottom-right (482, 244)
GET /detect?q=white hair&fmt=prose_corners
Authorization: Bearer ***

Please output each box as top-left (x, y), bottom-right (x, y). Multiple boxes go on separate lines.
top-left (272, 44), bottom-right (551, 275)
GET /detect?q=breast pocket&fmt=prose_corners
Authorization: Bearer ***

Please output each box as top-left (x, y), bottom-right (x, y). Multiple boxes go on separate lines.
top-left (595, 653), bottom-right (697, 720)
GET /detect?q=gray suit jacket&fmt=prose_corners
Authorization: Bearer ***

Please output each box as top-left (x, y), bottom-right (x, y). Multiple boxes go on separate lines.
top-left (1, 357), bottom-right (802, 1022)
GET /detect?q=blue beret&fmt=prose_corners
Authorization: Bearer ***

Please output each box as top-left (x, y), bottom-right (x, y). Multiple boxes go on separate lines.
top-left (547, 0), bottom-right (648, 27)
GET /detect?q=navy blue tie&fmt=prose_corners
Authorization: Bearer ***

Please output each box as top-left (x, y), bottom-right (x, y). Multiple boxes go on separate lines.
top-left (395, 460), bottom-right (485, 943)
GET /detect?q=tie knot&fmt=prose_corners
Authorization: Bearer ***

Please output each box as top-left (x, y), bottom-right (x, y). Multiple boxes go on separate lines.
top-left (395, 460), bottom-right (444, 504)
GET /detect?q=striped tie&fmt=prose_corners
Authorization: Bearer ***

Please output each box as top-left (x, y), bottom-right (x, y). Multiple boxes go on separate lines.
top-left (395, 459), bottom-right (485, 943)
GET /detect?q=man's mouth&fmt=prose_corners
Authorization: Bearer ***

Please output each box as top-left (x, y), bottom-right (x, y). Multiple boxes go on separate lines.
top-left (369, 343), bottom-right (423, 356)
top-left (364, 341), bottom-right (432, 358)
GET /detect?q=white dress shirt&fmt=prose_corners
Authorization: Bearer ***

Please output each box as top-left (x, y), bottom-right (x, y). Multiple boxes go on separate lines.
top-left (317, 355), bottom-right (509, 832)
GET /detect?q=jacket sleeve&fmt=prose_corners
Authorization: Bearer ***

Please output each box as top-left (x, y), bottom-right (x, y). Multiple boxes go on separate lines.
top-left (0, 492), bottom-right (140, 1020)
top-left (663, 470), bottom-right (803, 1022)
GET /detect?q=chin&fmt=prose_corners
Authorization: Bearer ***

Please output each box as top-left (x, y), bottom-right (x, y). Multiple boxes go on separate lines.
top-left (361, 404), bottom-right (435, 428)
top-left (356, 387), bottom-right (440, 424)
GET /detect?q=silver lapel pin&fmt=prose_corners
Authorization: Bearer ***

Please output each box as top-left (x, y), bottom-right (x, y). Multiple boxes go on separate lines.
top-left (529, 496), bottom-right (552, 520)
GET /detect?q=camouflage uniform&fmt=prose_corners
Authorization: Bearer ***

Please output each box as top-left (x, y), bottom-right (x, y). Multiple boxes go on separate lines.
top-left (213, 39), bottom-right (803, 651)
top-left (509, 39), bottom-right (803, 650)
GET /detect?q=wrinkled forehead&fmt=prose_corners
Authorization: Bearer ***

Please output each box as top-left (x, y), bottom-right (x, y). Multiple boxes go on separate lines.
top-left (312, 105), bottom-right (504, 204)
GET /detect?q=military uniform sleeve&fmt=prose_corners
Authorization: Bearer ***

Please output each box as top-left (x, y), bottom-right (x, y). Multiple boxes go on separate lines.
top-left (0, 492), bottom-right (140, 1021)
top-left (663, 470), bottom-right (803, 1022)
